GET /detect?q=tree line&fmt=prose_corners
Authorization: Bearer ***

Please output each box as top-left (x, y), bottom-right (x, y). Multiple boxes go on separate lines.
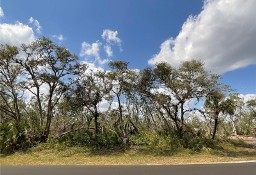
top-left (0, 38), bottom-right (255, 153)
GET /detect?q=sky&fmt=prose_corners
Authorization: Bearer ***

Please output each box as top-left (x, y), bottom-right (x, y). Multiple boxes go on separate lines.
top-left (0, 0), bottom-right (255, 98)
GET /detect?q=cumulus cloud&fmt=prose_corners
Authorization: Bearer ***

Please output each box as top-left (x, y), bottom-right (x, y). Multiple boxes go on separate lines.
top-left (104, 44), bottom-right (113, 57)
top-left (52, 34), bottom-right (64, 41)
top-left (102, 29), bottom-right (122, 45)
top-left (80, 29), bottom-right (123, 66)
top-left (80, 41), bottom-right (101, 59)
top-left (80, 61), bottom-right (105, 75)
top-left (80, 41), bottom-right (110, 65)
top-left (0, 7), bottom-right (4, 17)
top-left (0, 22), bottom-right (35, 46)
top-left (28, 17), bottom-right (42, 34)
top-left (149, 0), bottom-right (256, 74)
top-left (102, 29), bottom-right (122, 53)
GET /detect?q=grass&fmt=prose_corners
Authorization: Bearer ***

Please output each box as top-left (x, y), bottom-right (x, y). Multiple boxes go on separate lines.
top-left (1, 140), bottom-right (256, 165)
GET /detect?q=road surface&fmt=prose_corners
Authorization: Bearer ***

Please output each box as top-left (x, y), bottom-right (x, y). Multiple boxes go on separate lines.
top-left (1, 162), bottom-right (256, 175)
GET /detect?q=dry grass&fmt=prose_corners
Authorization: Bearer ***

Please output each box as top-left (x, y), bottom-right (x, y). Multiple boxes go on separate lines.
top-left (1, 140), bottom-right (256, 165)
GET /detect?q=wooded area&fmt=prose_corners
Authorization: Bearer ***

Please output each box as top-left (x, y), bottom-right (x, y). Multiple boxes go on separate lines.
top-left (0, 38), bottom-right (255, 153)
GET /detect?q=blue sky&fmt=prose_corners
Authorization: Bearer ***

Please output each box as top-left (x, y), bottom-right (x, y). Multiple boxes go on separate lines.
top-left (0, 0), bottom-right (255, 95)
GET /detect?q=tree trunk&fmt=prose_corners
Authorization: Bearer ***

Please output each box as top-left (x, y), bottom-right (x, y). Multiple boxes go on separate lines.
top-left (179, 102), bottom-right (185, 139)
top-left (94, 105), bottom-right (99, 135)
top-left (12, 89), bottom-right (21, 121)
top-left (231, 121), bottom-right (238, 135)
top-left (43, 87), bottom-right (54, 142)
top-left (36, 86), bottom-right (43, 128)
top-left (117, 93), bottom-right (123, 122)
top-left (212, 114), bottom-right (219, 140)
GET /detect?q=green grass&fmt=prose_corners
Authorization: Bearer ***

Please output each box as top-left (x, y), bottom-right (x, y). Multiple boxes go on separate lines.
top-left (1, 140), bottom-right (256, 165)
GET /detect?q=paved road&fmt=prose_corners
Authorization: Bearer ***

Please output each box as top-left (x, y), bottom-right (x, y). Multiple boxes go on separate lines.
top-left (1, 163), bottom-right (256, 175)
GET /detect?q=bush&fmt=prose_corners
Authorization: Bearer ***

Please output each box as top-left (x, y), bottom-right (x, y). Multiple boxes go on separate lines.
top-left (181, 131), bottom-right (220, 152)
top-left (57, 129), bottom-right (123, 148)
top-left (129, 131), bottom-right (182, 151)
top-left (0, 121), bottom-right (31, 153)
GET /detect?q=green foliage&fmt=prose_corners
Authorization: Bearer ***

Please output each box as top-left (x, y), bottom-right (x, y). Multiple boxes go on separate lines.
top-left (182, 135), bottom-right (208, 152)
top-left (129, 131), bottom-right (219, 153)
top-left (1, 38), bottom-right (255, 155)
top-left (130, 131), bottom-right (182, 151)
top-left (57, 129), bottom-right (123, 149)
top-left (0, 121), bottom-right (31, 153)
top-left (238, 114), bottom-right (256, 136)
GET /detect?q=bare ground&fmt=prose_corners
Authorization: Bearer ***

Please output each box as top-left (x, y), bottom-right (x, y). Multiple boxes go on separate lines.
top-left (230, 135), bottom-right (256, 148)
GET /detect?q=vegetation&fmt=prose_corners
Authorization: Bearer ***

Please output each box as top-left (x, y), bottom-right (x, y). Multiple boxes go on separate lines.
top-left (0, 38), bottom-right (255, 163)
top-left (1, 139), bottom-right (256, 165)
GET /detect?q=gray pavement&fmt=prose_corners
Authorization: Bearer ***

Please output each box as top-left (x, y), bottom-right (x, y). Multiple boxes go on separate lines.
top-left (1, 162), bottom-right (256, 175)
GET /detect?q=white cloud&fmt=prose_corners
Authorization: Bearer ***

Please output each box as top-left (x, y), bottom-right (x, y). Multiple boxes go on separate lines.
top-left (104, 44), bottom-right (113, 57)
top-left (80, 41), bottom-right (101, 59)
top-left (102, 29), bottom-right (122, 45)
top-left (0, 22), bottom-right (35, 46)
top-left (98, 99), bottom-right (110, 112)
top-left (98, 58), bottom-right (110, 65)
top-left (99, 100), bottom-right (119, 112)
top-left (80, 29), bottom-right (123, 66)
top-left (80, 61), bottom-right (104, 75)
top-left (102, 29), bottom-right (123, 54)
top-left (149, 0), bottom-right (256, 74)
top-left (28, 17), bottom-right (42, 34)
top-left (0, 7), bottom-right (4, 17)
top-left (80, 41), bottom-right (110, 65)
top-left (238, 94), bottom-right (256, 103)
top-left (53, 34), bottom-right (64, 41)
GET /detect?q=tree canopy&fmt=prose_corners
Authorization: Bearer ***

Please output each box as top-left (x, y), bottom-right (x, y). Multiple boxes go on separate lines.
top-left (0, 38), bottom-right (255, 153)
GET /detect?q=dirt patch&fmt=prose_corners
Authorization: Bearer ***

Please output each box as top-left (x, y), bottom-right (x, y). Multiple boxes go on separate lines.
top-left (230, 135), bottom-right (256, 148)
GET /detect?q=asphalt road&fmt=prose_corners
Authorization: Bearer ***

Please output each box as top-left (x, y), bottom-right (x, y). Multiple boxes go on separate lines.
top-left (1, 163), bottom-right (256, 175)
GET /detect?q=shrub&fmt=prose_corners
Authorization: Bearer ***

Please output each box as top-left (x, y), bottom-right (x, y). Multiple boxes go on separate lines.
top-left (0, 121), bottom-right (31, 153)
top-left (129, 131), bottom-right (182, 151)
top-left (57, 129), bottom-right (123, 148)
top-left (181, 131), bottom-right (220, 152)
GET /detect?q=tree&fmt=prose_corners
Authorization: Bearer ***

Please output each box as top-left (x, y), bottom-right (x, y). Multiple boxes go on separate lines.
top-left (153, 60), bottom-right (220, 138)
top-left (16, 41), bottom-right (46, 128)
top-left (136, 68), bottom-right (157, 130)
top-left (107, 61), bottom-right (138, 144)
top-left (225, 94), bottom-right (243, 135)
top-left (246, 99), bottom-right (256, 135)
top-left (237, 98), bottom-right (256, 135)
top-left (108, 61), bottom-right (129, 123)
top-left (13, 38), bottom-right (79, 141)
top-left (70, 67), bottom-right (111, 135)
top-left (36, 38), bottom-right (79, 141)
top-left (204, 90), bottom-right (235, 140)
top-left (0, 45), bottom-right (23, 122)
